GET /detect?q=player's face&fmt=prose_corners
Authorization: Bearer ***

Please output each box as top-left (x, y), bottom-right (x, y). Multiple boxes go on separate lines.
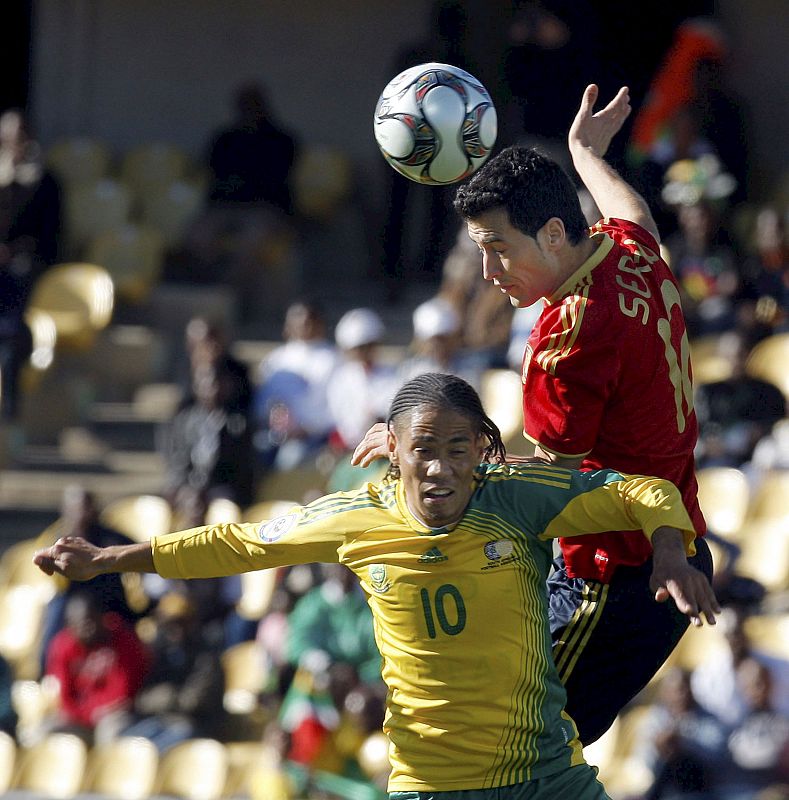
top-left (389, 406), bottom-right (484, 529)
top-left (466, 208), bottom-right (559, 307)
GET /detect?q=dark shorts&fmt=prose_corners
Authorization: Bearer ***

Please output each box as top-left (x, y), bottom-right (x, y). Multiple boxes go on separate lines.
top-left (389, 763), bottom-right (611, 799)
top-left (548, 537), bottom-right (713, 745)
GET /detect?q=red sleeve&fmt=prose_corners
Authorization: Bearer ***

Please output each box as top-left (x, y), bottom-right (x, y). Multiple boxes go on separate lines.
top-left (523, 295), bottom-right (620, 458)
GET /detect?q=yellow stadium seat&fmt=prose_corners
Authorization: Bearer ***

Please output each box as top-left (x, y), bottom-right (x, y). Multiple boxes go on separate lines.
top-left (695, 467), bottom-right (750, 541)
top-left (256, 468), bottom-right (326, 505)
top-left (689, 334), bottom-right (732, 385)
top-left (292, 145), bottom-right (352, 220)
top-left (737, 519), bottom-right (789, 592)
top-left (744, 613), bottom-right (789, 660)
top-left (236, 568), bottom-right (279, 622)
top-left (221, 640), bottom-right (270, 715)
top-left (139, 179), bottom-right (203, 247)
top-left (664, 621), bottom-right (728, 672)
top-left (64, 178), bottom-right (133, 255)
top-left (12, 677), bottom-right (61, 747)
top-left (85, 223), bottom-right (165, 303)
top-left (0, 585), bottom-right (50, 677)
top-left (746, 470), bottom-right (789, 523)
top-left (47, 137), bottom-right (111, 187)
top-left (596, 705), bottom-right (654, 798)
top-left (746, 333), bottom-right (789, 403)
top-left (27, 262), bottom-right (114, 352)
top-left (120, 143), bottom-right (191, 198)
top-left (11, 732), bottom-right (88, 798)
top-left (82, 736), bottom-right (159, 800)
top-left (154, 738), bottom-right (229, 800)
top-left (0, 731), bottom-right (16, 795)
top-left (0, 538), bottom-right (58, 603)
top-left (205, 497), bottom-right (243, 525)
top-left (480, 368), bottom-right (526, 453)
top-left (582, 714), bottom-right (620, 775)
top-left (99, 494), bottom-right (172, 542)
top-left (222, 741), bottom-right (266, 798)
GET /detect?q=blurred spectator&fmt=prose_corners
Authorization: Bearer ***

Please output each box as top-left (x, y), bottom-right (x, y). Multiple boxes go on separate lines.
top-left (256, 584), bottom-right (299, 701)
top-left (637, 667), bottom-right (728, 800)
top-left (740, 205), bottom-right (789, 330)
top-left (0, 108), bottom-right (61, 420)
top-left (206, 82), bottom-right (296, 215)
top-left (326, 308), bottom-right (396, 452)
top-left (184, 82), bottom-right (299, 316)
top-left (335, 681), bottom-right (387, 784)
top-left (381, 1), bottom-right (475, 296)
top-left (691, 606), bottom-right (789, 728)
top-left (438, 224), bottom-right (514, 368)
top-left (0, 653), bottom-right (16, 738)
top-left (285, 564), bottom-right (380, 686)
top-left (253, 299), bottom-right (340, 471)
top-left (723, 658), bottom-right (789, 800)
top-left (627, 18), bottom-right (729, 172)
top-left (398, 296), bottom-right (486, 390)
top-left (663, 196), bottom-right (740, 336)
top-left (121, 593), bottom-right (226, 752)
top-left (248, 721), bottom-right (308, 800)
top-left (502, 1), bottom-right (601, 158)
top-left (145, 486), bottom-right (243, 648)
top-left (694, 330), bottom-right (786, 468)
top-left (43, 592), bottom-right (149, 745)
top-left (179, 316), bottom-right (252, 415)
top-left (39, 485), bottom-right (139, 669)
top-left (160, 361), bottom-right (255, 507)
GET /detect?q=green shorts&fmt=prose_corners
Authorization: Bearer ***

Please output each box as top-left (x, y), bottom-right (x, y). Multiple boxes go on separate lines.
top-left (389, 764), bottom-right (612, 800)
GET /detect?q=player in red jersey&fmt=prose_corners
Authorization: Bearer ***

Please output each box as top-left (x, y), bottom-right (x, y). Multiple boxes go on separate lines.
top-left (354, 84), bottom-right (712, 745)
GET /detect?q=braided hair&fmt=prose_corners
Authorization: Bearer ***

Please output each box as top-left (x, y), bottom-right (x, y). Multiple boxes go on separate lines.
top-left (385, 373), bottom-right (506, 479)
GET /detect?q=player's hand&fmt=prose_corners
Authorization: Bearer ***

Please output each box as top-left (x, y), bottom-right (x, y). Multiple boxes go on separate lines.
top-left (33, 536), bottom-right (105, 582)
top-left (649, 560), bottom-right (721, 627)
top-left (350, 422), bottom-right (389, 467)
top-left (568, 84), bottom-right (631, 159)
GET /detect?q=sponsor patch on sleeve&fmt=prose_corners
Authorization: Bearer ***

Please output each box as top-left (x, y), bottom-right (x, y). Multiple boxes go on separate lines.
top-left (258, 512), bottom-right (300, 543)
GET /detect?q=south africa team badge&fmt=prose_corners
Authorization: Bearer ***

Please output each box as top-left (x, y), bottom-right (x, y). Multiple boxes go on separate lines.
top-left (369, 564), bottom-right (392, 594)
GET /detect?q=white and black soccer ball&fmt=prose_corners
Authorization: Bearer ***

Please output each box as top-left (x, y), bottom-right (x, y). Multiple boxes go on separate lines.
top-left (373, 62), bottom-right (497, 185)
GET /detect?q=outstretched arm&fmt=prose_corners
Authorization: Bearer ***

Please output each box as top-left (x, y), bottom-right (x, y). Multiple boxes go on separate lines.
top-left (649, 527), bottom-right (720, 626)
top-left (33, 537), bottom-right (155, 581)
top-left (568, 84), bottom-right (660, 243)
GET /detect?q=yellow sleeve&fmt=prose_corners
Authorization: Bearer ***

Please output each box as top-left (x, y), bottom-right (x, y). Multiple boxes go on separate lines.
top-left (540, 475), bottom-right (697, 555)
top-left (152, 505), bottom-right (345, 579)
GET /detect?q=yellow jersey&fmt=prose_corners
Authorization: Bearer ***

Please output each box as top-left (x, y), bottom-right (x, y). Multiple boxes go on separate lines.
top-left (152, 462), bottom-right (695, 792)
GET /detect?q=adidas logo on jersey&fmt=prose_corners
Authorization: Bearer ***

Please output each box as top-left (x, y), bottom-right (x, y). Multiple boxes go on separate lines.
top-left (418, 546), bottom-right (448, 563)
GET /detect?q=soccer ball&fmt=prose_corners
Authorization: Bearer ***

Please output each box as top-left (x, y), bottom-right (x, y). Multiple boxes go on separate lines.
top-left (373, 62), bottom-right (497, 185)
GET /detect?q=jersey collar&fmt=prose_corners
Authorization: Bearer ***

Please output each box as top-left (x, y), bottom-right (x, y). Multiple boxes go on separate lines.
top-left (547, 230), bottom-right (614, 305)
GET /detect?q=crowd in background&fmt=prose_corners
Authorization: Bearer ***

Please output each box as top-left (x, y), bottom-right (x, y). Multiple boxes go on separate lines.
top-left (0, 2), bottom-right (788, 799)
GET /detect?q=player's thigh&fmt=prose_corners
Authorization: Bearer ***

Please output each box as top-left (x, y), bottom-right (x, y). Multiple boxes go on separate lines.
top-left (388, 765), bottom-right (611, 800)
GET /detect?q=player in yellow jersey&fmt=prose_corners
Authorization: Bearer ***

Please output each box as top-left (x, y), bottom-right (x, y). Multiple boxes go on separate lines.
top-left (34, 373), bottom-right (719, 800)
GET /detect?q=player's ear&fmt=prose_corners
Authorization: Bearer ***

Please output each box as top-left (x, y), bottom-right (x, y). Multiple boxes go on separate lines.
top-left (386, 423), bottom-right (398, 465)
top-left (540, 217), bottom-right (566, 250)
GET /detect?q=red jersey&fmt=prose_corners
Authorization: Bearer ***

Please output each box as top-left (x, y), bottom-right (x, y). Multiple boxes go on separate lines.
top-left (46, 613), bottom-right (149, 727)
top-left (522, 218), bottom-right (705, 582)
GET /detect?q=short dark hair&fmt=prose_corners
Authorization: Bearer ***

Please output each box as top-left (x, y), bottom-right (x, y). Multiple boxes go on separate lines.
top-left (385, 373), bottom-right (505, 479)
top-left (453, 146), bottom-right (589, 244)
